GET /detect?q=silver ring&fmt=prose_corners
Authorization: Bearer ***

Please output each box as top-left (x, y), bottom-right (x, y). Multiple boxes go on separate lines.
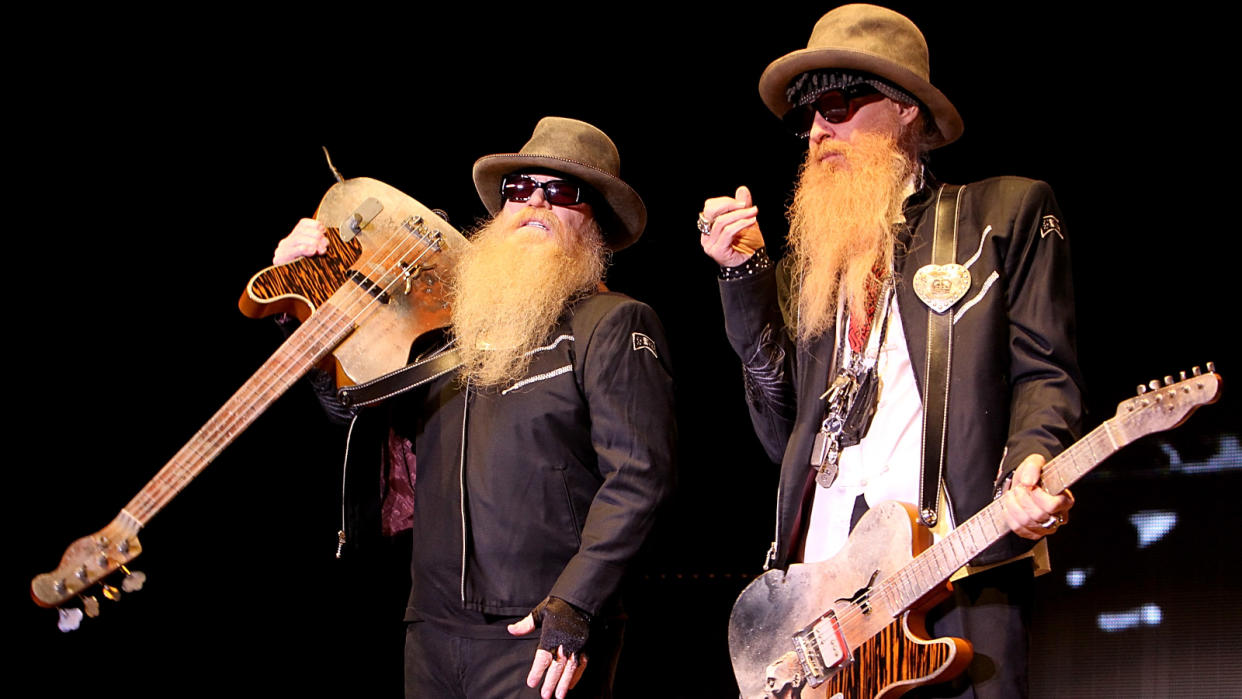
top-left (697, 213), bottom-right (712, 236)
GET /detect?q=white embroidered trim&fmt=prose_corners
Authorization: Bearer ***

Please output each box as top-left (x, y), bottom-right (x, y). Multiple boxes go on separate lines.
top-left (962, 225), bottom-right (993, 270)
top-left (525, 334), bottom-right (574, 357)
top-left (952, 270), bottom-right (999, 325)
top-left (502, 364), bottom-right (573, 395)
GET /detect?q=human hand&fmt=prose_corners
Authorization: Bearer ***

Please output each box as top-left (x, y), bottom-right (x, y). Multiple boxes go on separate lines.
top-left (507, 596), bottom-right (590, 699)
top-left (699, 185), bottom-right (766, 268)
top-left (1001, 454), bottom-right (1075, 539)
top-left (272, 218), bottom-right (329, 265)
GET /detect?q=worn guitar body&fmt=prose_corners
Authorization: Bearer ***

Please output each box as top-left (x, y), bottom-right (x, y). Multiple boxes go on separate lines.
top-left (730, 501), bottom-right (969, 699)
top-left (238, 176), bottom-right (459, 386)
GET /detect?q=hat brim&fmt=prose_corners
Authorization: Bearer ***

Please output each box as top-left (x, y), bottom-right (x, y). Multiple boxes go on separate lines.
top-left (472, 154), bottom-right (647, 251)
top-left (758, 47), bottom-right (963, 149)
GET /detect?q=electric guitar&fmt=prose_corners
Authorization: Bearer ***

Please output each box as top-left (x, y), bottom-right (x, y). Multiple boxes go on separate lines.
top-left (728, 366), bottom-right (1221, 698)
top-left (30, 177), bottom-right (465, 621)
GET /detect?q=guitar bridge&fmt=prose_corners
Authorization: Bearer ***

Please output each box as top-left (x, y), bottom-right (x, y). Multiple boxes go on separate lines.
top-left (792, 609), bottom-right (851, 687)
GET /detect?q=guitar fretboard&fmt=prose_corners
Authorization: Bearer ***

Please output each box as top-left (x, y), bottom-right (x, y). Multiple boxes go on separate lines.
top-left (122, 303), bottom-right (356, 525)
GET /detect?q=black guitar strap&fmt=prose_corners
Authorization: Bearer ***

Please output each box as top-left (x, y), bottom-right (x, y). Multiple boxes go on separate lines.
top-left (337, 347), bottom-right (463, 408)
top-left (918, 184), bottom-right (963, 528)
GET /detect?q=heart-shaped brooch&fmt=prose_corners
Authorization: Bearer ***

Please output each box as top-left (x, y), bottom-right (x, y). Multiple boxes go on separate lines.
top-left (912, 263), bottom-right (971, 314)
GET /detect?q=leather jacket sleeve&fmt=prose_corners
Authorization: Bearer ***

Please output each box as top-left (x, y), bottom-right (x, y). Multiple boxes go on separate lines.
top-left (719, 263), bottom-right (799, 464)
top-left (547, 300), bottom-right (677, 615)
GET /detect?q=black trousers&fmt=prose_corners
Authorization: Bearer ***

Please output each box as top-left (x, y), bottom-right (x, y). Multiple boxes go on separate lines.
top-left (404, 619), bottom-right (624, 699)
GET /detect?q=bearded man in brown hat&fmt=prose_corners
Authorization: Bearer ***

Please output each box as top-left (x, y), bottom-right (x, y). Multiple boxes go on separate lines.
top-left (275, 117), bottom-right (674, 699)
top-left (700, 5), bottom-right (1082, 697)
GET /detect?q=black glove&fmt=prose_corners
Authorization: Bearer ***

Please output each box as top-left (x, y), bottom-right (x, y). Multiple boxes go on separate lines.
top-left (529, 596), bottom-right (591, 657)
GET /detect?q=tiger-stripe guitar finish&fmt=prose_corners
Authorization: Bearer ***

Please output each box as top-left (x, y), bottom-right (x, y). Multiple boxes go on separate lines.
top-left (729, 368), bottom-right (1221, 698)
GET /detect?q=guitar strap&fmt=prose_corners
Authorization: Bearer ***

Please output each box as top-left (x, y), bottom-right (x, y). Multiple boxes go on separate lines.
top-left (334, 291), bottom-right (622, 408)
top-left (917, 184), bottom-right (963, 528)
top-left (337, 346), bottom-right (463, 408)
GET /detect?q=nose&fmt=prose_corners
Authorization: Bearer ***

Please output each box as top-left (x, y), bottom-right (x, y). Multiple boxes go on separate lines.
top-left (808, 110), bottom-right (834, 145)
top-left (525, 185), bottom-right (552, 209)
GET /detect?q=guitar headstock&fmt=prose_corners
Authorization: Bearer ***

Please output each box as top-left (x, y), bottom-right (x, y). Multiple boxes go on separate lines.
top-left (1112, 363), bottom-right (1221, 443)
top-left (31, 517), bottom-right (144, 622)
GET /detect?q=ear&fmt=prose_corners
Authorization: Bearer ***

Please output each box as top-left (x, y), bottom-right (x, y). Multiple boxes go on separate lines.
top-left (895, 102), bottom-right (921, 127)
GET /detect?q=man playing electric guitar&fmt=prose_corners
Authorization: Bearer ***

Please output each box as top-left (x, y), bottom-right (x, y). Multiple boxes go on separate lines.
top-left (699, 6), bottom-right (1082, 697)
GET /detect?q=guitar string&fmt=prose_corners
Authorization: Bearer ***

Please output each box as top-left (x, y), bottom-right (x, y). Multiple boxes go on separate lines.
top-left (132, 226), bottom-right (443, 519)
top-left (141, 225), bottom-right (444, 515)
top-left (824, 427), bottom-right (1112, 635)
top-left (128, 216), bottom-right (452, 522)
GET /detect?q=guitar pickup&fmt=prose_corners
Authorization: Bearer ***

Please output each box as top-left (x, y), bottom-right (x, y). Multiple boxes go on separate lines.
top-left (792, 609), bottom-right (851, 687)
top-left (347, 271), bottom-right (390, 304)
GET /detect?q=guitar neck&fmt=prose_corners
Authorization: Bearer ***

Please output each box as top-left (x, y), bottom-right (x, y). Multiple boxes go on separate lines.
top-left (120, 303), bottom-right (356, 525)
top-left (886, 418), bottom-right (1129, 611)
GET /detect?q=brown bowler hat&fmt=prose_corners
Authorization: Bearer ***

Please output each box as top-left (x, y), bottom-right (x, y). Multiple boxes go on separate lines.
top-left (472, 117), bottom-right (647, 251)
top-left (758, 4), bottom-right (963, 148)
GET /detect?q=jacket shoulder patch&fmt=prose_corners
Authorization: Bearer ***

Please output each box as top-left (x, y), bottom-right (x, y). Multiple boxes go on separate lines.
top-left (631, 332), bottom-right (658, 358)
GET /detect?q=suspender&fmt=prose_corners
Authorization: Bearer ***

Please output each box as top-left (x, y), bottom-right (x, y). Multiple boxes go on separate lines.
top-left (917, 184), bottom-right (964, 527)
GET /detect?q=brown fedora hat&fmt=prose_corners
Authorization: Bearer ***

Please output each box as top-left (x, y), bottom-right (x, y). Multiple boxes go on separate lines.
top-left (472, 116), bottom-right (647, 251)
top-left (757, 4), bottom-right (963, 148)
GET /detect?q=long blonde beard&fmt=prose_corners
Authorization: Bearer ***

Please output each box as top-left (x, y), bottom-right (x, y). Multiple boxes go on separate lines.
top-left (450, 209), bottom-right (605, 388)
top-left (786, 131), bottom-right (915, 342)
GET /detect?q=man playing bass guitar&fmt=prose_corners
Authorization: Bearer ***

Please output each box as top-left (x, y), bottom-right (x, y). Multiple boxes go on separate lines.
top-left (277, 117), bottom-right (675, 699)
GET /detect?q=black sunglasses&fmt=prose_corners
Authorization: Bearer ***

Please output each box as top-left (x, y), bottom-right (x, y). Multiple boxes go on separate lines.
top-left (782, 85), bottom-right (887, 138)
top-left (500, 174), bottom-right (587, 206)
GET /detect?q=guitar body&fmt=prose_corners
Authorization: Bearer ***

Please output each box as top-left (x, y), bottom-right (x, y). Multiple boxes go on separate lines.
top-left (729, 501), bottom-right (971, 698)
top-left (239, 176), bottom-right (462, 386)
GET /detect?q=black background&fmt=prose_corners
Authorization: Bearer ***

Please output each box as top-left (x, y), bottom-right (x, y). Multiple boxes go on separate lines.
top-left (11, 4), bottom-right (1238, 697)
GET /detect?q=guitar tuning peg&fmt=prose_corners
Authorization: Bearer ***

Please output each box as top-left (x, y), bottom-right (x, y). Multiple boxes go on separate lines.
top-left (1137, 384), bottom-right (1147, 395)
top-left (57, 607), bottom-right (84, 632)
top-left (1180, 370), bottom-right (1188, 381)
top-left (1206, 361), bottom-right (1215, 372)
top-left (101, 584), bottom-right (121, 602)
top-left (1164, 375), bottom-right (1174, 386)
top-left (1148, 380), bottom-right (1161, 391)
top-left (120, 567), bottom-right (146, 593)
top-left (83, 595), bottom-right (101, 618)
top-left (1192, 366), bottom-right (1202, 376)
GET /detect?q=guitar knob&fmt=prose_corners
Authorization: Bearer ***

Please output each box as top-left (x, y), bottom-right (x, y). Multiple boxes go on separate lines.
top-left (121, 567), bottom-right (146, 593)
top-left (57, 608), bottom-right (84, 632)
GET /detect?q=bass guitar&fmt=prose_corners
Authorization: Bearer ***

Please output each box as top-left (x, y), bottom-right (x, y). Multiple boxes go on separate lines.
top-left (30, 177), bottom-right (465, 621)
top-left (728, 366), bottom-right (1221, 698)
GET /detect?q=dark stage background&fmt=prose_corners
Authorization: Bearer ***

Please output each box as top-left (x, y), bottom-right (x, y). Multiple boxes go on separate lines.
top-left (12, 5), bottom-right (1238, 697)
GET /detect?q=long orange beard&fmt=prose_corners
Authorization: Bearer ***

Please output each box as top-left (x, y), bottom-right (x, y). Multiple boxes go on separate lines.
top-left (450, 209), bottom-right (606, 388)
top-left (785, 131), bottom-right (915, 341)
